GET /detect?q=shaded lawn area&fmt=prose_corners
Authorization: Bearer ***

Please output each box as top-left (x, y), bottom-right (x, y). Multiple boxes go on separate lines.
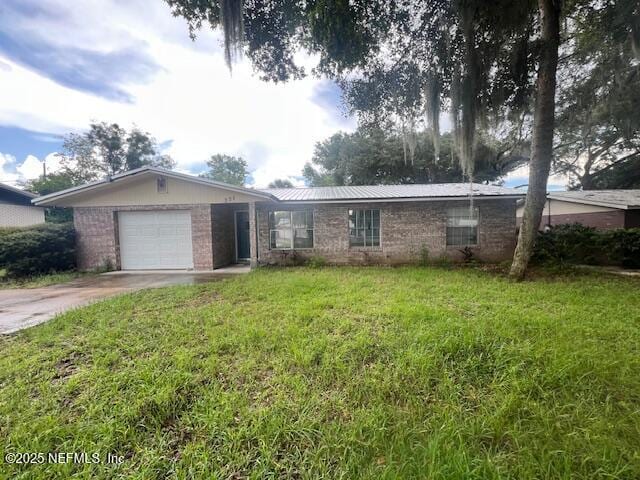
top-left (0, 270), bottom-right (92, 289)
top-left (1, 267), bottom-right (639, 479)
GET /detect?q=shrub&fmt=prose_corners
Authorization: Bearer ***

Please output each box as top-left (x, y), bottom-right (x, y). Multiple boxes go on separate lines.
top-left (307, 255), bottom-right (327, 268)
top-left (458, 246), bottom-right (476, 263)
top-left (532, 224), bottom-right (640, 268)
top-left (0, 226), bottom-right (24, 237)
top-left (602, 228), bottom-right (640, 268)
top-left (0, 223), bottom-right (76, 278)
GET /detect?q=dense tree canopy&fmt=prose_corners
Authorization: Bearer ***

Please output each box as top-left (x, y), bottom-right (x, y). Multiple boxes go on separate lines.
top-left (304, 127), bottom-right (527, 186)
top-left (200, 154), bottom-right (249, 186)
top-left (165, 0), bottom-right (539, 177)
top-left (58, 122), bottom-right (175, 183)
top-left (552, 0), bottom-right (640, 190)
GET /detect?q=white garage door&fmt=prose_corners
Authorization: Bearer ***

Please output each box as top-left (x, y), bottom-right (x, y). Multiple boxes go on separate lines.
top-left (118, 211), bottom-right (194, 270)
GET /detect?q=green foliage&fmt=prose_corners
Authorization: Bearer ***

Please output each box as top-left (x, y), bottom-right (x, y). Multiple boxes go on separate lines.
top-left (601, 228), bottom-right (640, 268)
top-left (200, 154), bottom-right (248, 186)
top-left (532, 224), bottom-right (640, 268)
top-left (165, 0), bottom-right (540, 177)
top-left (23, 171), bottom-right (76, 223)
top-left (0, 271), bottom-right (89, 289)
top-left (58, 122), bottom-right (175, 183)
top-left (24, 171), bottom-right (76, 195)
top-left (0, 227), bottom-right (23, 237)
top-left (2, 267), bottom-right (639, 478)
top-left (0, 223), bottom-right (76, 278)
top-left (552, 0), bottom-right (640, 189)
top-left (306, 255), bottom-right (327, 268)
top-left (304, 127), bottom-right (526, 186)
top-left (267, 178), bottom-right (294, 188)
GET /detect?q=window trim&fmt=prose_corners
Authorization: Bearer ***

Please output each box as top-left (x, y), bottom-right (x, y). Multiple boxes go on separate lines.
top-left (348, 208), bottom-right (382, 249)
top-left (446, 206), bottom-right (480, 247)
top-left (268, 210), bottom-right (315, 250)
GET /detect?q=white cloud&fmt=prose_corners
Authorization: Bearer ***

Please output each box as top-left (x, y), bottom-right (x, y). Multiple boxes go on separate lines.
top-left (0, 152), bottom-right (19, 186)
top-left (0, 152), bottom-right (62, 187)
top-left (0, 0), bottom-right (356, 188)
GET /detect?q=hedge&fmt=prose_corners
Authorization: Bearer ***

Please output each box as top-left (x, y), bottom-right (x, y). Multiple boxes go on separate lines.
top-left (533, 224), bottom-right (640, 268)
top-left (0, 223), bottom-right (76, 278)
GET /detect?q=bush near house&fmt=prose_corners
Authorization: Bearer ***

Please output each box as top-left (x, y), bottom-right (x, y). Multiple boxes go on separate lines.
top-left (533, 224), bottom-right (640, 268)
top-left (0, 223), bottom-right (76, 278)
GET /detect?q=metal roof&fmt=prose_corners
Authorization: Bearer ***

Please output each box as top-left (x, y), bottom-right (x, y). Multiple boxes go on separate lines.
top-left (548, 190), bottom-right (640, 210)
top-left (260, 183), bottom-right (523, 202)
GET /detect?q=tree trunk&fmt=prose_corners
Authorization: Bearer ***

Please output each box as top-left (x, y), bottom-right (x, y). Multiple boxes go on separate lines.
top-left (509, 0), bottom-right (561, 280)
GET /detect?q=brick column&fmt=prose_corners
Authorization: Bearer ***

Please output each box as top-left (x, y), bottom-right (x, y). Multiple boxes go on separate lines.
top-left (249, 201), bottom-right (258, 268)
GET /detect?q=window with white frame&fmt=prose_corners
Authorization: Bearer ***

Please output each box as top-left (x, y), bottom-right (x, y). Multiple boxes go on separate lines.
top-left (349, 209), bottom-right (380, 247)
top-left (269, 210), bottom-right (314, 249)
top-left (446, 206), bottom-right (479, 246)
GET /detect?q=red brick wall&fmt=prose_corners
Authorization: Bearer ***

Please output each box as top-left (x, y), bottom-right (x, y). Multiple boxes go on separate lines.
top-left (256, 198), bottom-right (518, 265)
top-left (538, 211), bottom-right (626, 230)
top-left (74, 205), bottom-right (215, 271)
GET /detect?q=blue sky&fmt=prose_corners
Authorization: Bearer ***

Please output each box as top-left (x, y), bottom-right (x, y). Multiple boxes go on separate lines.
top-left (0, 0), bottom-right (357, 187)
top-left (0, 0), bottom-right (566, 189)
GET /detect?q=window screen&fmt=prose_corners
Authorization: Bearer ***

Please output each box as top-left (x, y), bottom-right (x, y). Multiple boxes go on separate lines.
top-left (446, 207), bottom-right (479, 246)
top-left (269, 210), bottom-right (314, 249)
top-left (349, 209), bottom-right (380, 247)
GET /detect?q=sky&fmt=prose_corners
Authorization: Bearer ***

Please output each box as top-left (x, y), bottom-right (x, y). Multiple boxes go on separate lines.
top-left (0, 0), bottom-right (565, 190)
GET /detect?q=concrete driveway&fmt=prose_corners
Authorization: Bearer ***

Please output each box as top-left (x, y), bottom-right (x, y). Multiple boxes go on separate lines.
top-left (0, 270), bottom-right (245, 335)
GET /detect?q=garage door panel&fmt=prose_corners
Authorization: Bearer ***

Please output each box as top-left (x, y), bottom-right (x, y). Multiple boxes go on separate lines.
top-left (118, 211), bottom-right (194, 270)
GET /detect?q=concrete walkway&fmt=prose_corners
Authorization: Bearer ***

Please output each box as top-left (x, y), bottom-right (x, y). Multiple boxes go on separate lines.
top-left (0, 269), bottom-right (247, 335)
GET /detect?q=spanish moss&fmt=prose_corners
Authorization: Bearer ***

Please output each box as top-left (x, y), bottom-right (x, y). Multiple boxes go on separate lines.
top-left (458, 4), bottom-right (478, 179)
top-left (219, 0), bottom-right (245, 69)
top-left (425, 74), bottom-right (441, 162)
top-left (401, 116), bottom-right (418, 165)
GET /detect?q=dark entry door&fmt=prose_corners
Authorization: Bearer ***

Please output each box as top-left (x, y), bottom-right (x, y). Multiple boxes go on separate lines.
top-left (235, 211), bottom-right (250, 261)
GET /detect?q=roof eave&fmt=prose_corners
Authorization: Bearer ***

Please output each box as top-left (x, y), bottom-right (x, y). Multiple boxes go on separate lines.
top-left (547, 194), bottom-right (634, 210)
top-left (32, 167), bottom-right (278, 206)
top-left (273, 194), bottom-right (525, 204)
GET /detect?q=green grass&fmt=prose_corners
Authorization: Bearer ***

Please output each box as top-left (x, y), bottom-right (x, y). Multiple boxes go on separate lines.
top-left (1, 267), bottom-right (639, 479)
top-left (0, 270), bottom-right (92, 289)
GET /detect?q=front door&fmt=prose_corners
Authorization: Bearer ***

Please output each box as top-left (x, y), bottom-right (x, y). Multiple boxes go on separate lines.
top-left (235, 211), bottom-right (250, 261)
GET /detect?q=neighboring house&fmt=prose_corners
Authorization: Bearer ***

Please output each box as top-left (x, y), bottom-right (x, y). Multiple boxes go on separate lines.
top-left (33, 167), bottom-right (524, 271)
top-left (516, 190), bottom-right (640, 230)
top-left (0, 182), bottom-right (45, 227)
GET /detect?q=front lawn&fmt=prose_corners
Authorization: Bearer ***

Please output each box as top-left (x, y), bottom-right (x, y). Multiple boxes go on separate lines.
top-left (0, 270), bottom-right (91, 289)
top-left (1, 267), bottom-right (639, 479)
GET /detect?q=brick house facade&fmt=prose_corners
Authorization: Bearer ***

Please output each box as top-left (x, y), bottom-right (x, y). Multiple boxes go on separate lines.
top-left (256, 199), bottom-right (516, 265)
top-left (35, 167), bottom-right (524, 271)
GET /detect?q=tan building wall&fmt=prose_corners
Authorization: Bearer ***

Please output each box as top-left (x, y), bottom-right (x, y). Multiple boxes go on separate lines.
top-left (54, 173), bottom-right (267, 208)
top-left (516, 199), bottom-right (616, 219)
top-left (0, 204), bottom-right (45, 227)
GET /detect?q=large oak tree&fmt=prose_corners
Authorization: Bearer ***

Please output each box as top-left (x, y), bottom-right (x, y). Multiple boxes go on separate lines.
top-left (164, 0), bottom-right (638, 278)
